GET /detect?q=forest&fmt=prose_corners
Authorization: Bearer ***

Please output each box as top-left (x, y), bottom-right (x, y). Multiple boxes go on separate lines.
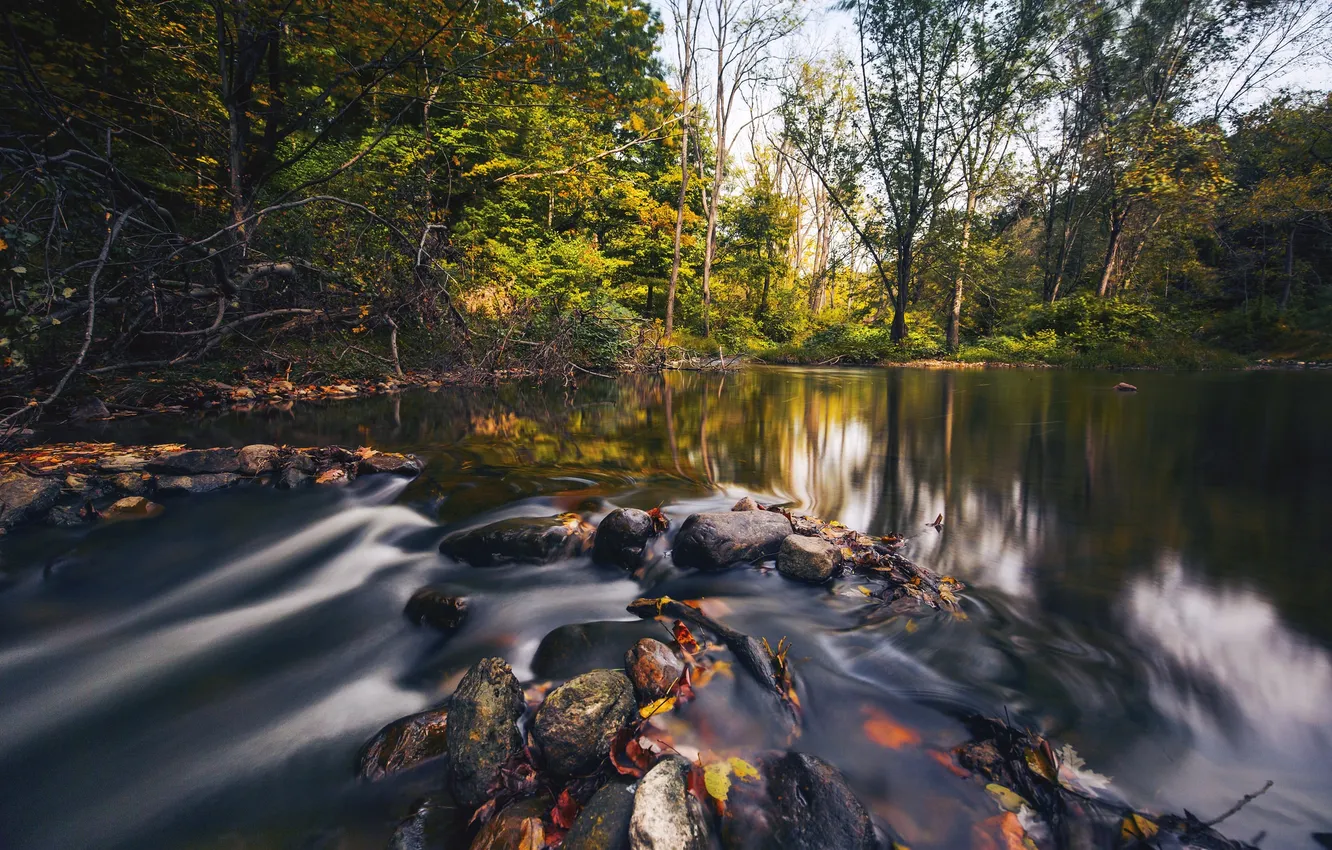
top-left (2, 0), bottom-right (1331, 417)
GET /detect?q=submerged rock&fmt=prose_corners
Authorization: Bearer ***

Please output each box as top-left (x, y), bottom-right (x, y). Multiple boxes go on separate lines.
top-left (404, 587), bottom-right (470, 632)
top-left (358, 705), bottom-right (451, 781)
top-left (776, 534), bottom-right (840, 583)
top-left (102, 496), bottom-right (163, 521)
top-left (238, 444), bottom-right (281, 475)
top-left (629, 756), bottom-right (711, 850)
top-left (387, 798), bottom-right (463, 850)
top-left (440, 515), bottom-right (594, 567)
top-left (532, 621), bottom-right (665, 680)
top-left (146, 448), bottom-right (241, 475)
top-left (446, 657), bottom-right (525, 809)
top-left (533, 669), bottom-right (637, 777)
top-left (592, 508), bottom-right (662, 569)
top-left (563, 778), bottom-right (636, 850)
top-left (360, 452), bottom-right (424, 475)
top-left (154, 473), bottom-right (240, 494)
top-left (672, 511), bottom-right (793, 571)
top-left (47, 504), bottom-right (94, 526)
top-left (469, 794), bottom-right (551, 850)
top-left (0, 475), bottom-right (61, 529)
top-left (722, 752), bottom-right (874, 850)
top-left (624, 638), bottom-right (684, 703)
top-left (1114, 382), bottom-right (1138, 392)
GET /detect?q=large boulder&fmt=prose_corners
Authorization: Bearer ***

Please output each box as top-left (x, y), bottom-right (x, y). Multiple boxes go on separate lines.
top-left (592, 508), bottom-right (663, 570)
top-left (629, 756), bottom-right (711, 850)
top-left (672, 511), bottom-right (793, 571)
top-left (624, 639), bottom-right (684, 703)
top-left (357, 705), bottom-right (451, 781)
top-left (154, 473), bottom-right (241, 494)
top-left (146, 448), bottom-right (241, 475)
top-left (0, 475), bottom-right (61, 529)
top-left (776, 535), bottom-right (840, 583)
top-left (532, 621), bottom-right (665, 680)
top-left (404, 587), bottom-right (470, 633)
top-left (721, 752), bottom-right (875, 850)
top-left (533, 669), bottom-right (637, 777)
top-left (563, 778), bottom-right (636, 850)
top-left (446, 658), bottom-right (525, 809)
top-left (238, 444), bottom-right (281, 475)
top-left (440, 515), bottom-right (594, 567)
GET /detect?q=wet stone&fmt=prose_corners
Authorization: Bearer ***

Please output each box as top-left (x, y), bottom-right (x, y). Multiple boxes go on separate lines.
top-left (533, 669), bottom-right (637, 777)
top-left (624, 638), bottom-right (684, 703)
top-left (110, 472), bottom-right (151, 495)
top-left (532, 621), bottom-right (665, 680)
top-left (238, 444), bottom-right (281, 475)
top-left (672, 511), bottom-right (793, 571)
top-left (289, 452), bottom-right (319, 473)
top-left (64, 474), bottom-right (115, 500)
top-left (446, 657), bottom-right (525, 809)
top-left (777, 534), bottom-right (840, 583)
top-left (0, 475), bottom-right (61, 529)
top-left (629, 756), bottom-right (710, 850)
top-left (563, 778), bottom-right (635, 850)
top-left (731, 496), bottom-right (761, 511)
top-left (70, 397), bottom-right (111, 420)
top-left (404, 587), bottom-right (469, 632)
top-left (592, 508), bottom-right (661, 570)
top-left (146, 448), bottom-right (241, 475)
top-left (97, 453), bottom-right (151, 473)
top-left (358, 705), bottom-right (451, 781)
top-left (47, 504), bottom-right (94, 527)
top-left (387, 798), bottom-right (463, 850)
top-left (440, 515), bottom-right (594, 567)
top-left (276, 467), bottom-right (311, 490)
top-left (154, 473), bottom-right (240, 494)
top-left (103, 496), bottom-right (163, 521)
top-left (360, 453), bottom-right (424, 475)
top-left (722, 752), bottom-right (874, 850)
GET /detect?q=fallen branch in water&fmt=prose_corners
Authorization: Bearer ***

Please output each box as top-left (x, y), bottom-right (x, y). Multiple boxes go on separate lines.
top-left (1204, 780), bottom-right (1273, 828)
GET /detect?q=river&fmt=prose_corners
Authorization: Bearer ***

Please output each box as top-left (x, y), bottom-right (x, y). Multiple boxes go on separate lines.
top-left (0, 366), bottom-right (1329, 849)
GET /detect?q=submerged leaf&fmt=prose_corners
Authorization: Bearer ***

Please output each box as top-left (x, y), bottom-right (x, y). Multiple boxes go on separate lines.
top-left (863, 706), bottom-right (922, 749)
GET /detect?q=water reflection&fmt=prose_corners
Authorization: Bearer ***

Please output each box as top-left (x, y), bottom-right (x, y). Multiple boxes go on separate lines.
top-left (15, 366), bottom-right (1332, 847)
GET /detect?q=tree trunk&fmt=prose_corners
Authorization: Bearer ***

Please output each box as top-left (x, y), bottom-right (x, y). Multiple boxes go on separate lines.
top-left (892, 242), bottom-right (910, 342)
top-left (1096, 207), bottom-right (1127, 298)
top-left (1280, 225), bottom-right (1296, 311)
top-left (947, 190), bottom-right (976, 351)
top-left (664, 0), bottom-right (696, 339)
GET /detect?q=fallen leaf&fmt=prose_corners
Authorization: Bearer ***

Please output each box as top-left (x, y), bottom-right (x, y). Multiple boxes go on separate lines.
top-left (704, 761), bottom-right (733, 801)
top-left (727, 757), bottom-right (759, 781)
top-left (640, 696), bottom-right (676, 718)
top-left (863, 706), bottom-right (922, 749)
top-left (550, 789), bottom-right (580, 830)
top-left (1023, 739), bottom-right (1059, 785)
top-left (857, 586), bottom-right (872, 596)
top-left (673, 620), bottom-right (701, 655)
top-left (985, 784), bottom-right (1030, 812)
top-left (904, 619), bottom-right (918, 634)
top-left (1121, 813), bottom-right (1158, 841)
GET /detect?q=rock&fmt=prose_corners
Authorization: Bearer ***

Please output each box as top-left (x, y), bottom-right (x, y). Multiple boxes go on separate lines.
top-left (446, 657), bottom-right (525, 809)
top-left (102, 496), bottom-right (163, 521)
top-left (592, 508), bottom-right (662, 569)
top-left (109, 472), bottom-right (151, 494)
top-left (404, 587), bottom-right (469, 632)
top-left (629, 756), bottom-right (710, 850)
top-left (722, 752), bottom-right (875, 850)
top-left (533, 669), bottom-right (637, 777)
top-left (357, 705), bottom-right (450, 781)
top-left (289, 451), bottom-right (318, 473)
top-left (154, 473), bottom-right (241, 494)
top-left (386, 798), bottom-right (462, 850)
top-left (469, 794), bottom-right (551, 850)
top-left (97, 453), bottom-right (150, 473)
top-left (360, 452), bottom-right (425, 475)
top-left (532, 621), bottom-right (665, 680)
top-left (47, 504), bottom-right (94, 526)
top-left (624, 639), bottom-right (685, 703)
top-left (672, 511), bottom-right (793, 571)
top-left (64, 473), bottom-right (116, 500)
top-left (1114, 382), bottom-right (1138, 392)
top-left (70, 397), bottom-right (111, 420)
top-left (232, 387), bottom-right (255, 400)
top-left (731, 496), bottom-right (761, 511)
top-left (563, 778), bottom-right (635, 850)
top-left (0, 475), bottom-right (61, 529)
top-left (274, 380), bottom-right (295, 392)
top-left (146, 448), bottom-right (241, 475)
top-left (439, 515), bottom-right (595, 567)
top-left (275, 467), bottom-right (311, 490)
top-left (776, 535), bottom-right (840, 583)
top-left (238, 444), bottom-right (281, 475)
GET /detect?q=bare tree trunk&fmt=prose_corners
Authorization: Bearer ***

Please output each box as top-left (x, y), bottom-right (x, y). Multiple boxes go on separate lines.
top-left (947, 189), bottom-right (976, 351)
top-left (700, 26), bottom-right (728, 339)
top-left (664, 0), bottom-right (699, 339)
top-left (1280, 225), bottom-right (1296, 311)
top-left (1096, 206), bottom-right (1127, 297)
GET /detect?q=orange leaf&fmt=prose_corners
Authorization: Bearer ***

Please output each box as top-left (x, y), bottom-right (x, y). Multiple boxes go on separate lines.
top-left (550, 789), bottom-right (580, 830)
top-left (862, 706), bottom-right (921, 750)
top-left (673, 620), bottom-right (700, 655)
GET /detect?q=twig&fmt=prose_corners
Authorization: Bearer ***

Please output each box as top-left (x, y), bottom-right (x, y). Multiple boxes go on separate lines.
top-left (570, 363), bottom-right (615, 379)
top-left (1203, 780), bottom-right (1273, 828)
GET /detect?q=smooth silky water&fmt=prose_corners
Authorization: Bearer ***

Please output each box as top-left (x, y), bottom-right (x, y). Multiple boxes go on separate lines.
top-left (1, 367), bottom-right (1329, 848)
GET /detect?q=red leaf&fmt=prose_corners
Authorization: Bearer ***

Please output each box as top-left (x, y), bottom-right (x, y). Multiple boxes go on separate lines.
top-left (610, 727), bottom-right (653, 777)
top-left (550, 789), bottom-right (580, 830)
top-left (647, 506), bottom-right (670, 533)
top-left (673, 620), bottom-right (700, 655)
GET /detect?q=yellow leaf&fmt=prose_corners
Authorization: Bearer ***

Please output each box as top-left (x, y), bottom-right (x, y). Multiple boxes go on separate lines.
top-left (639, 696), bottom-right (676, 718)
top-left (1121, 813), bottom-right (1158, 841)
top-left (904, 619), bottom-right (918, 634)
top-left (857, 586), bottom-right (872, 596)
top-left (704, 761), bottom-right (733, 800)
top-left (985, 783), bottom-right (1030, 812)
top-left (1024, 741), bottom-right (1059, 784)
top-left (0, 237), bottom-right (7, 251)
top-left (727, 757), bottom-right (759, 781)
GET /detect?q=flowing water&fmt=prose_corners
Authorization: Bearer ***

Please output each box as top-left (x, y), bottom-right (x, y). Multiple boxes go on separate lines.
top-left (1, 367), bottom-right (1329, 849)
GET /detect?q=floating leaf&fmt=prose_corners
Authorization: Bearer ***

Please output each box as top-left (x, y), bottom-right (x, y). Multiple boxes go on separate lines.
top-left (640, 696), bottom-right (676, 718)
top-left (727, 757), bottom-right (759, 781)
top-left (857, 586), bottom-right (872, 596)
top-left (862, 706), bottom-right (921, 749)
top-left (703, 761), bottom-right (733, 801)
top-left (904, 619), bottom-right (918, 634)
top-left (985, 783), bottom-right (1030, 812)
top-left (1121, 813), bottom-right (1158, 841)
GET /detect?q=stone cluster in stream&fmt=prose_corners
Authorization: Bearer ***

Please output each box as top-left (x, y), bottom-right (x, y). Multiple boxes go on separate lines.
top-left (0, 443), bottom-right (423, 532)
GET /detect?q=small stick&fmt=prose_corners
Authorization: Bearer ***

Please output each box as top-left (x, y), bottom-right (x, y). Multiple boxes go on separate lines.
top-left (1203, 780), bottom-right (1273, 828)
